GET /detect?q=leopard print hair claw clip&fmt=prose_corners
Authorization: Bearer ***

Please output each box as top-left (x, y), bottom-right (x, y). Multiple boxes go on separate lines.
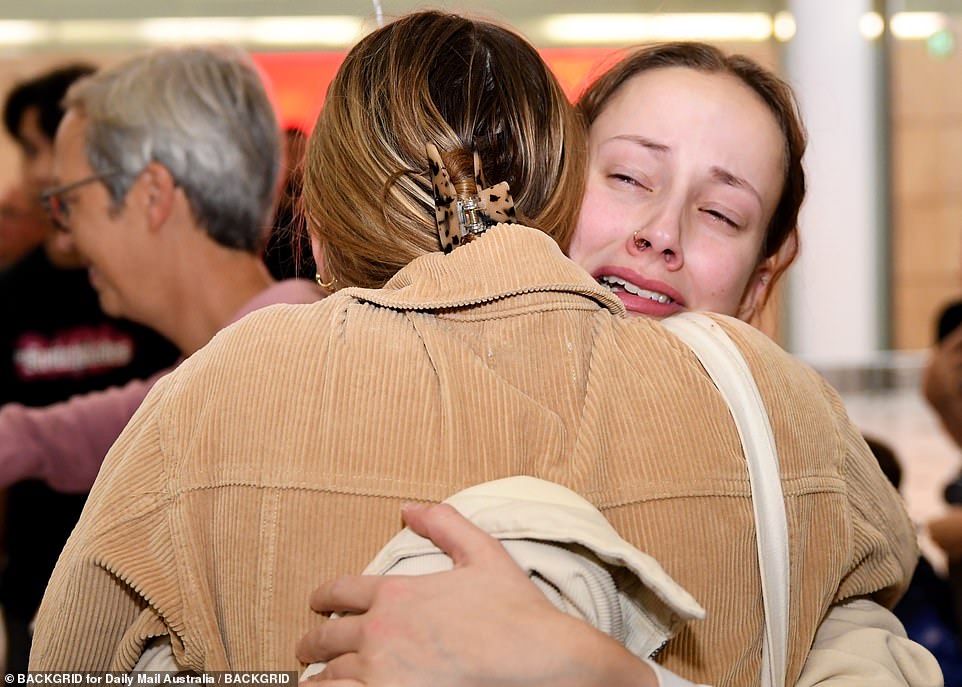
top-left (426, 143), bottom-right (516, 253)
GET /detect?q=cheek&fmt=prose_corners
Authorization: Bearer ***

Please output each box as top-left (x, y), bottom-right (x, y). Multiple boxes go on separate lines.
top-left (568, 188), bottom-right (617, 266)
top-left (684, 241), bottom-right (758, 314)
top-left (92, 255), bottom-right (131, 306)
top-left (70, 226), bottom-right (109, 270)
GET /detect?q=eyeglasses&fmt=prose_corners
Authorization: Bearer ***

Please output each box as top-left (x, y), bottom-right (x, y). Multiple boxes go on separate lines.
top-left (41, 170), bottom-right (118, 232)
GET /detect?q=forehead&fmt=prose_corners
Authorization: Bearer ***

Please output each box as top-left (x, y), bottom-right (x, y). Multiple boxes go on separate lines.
top-left (52, 110), bottom-right (92, 177)
top-left (591, 66), bottom-right (786, 205)
top-left (593, 66), bottom-right (779, 143)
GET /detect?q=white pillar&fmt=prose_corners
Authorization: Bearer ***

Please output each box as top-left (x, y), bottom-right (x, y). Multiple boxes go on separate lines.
top-left (784, 0), bottom-right (886, 364)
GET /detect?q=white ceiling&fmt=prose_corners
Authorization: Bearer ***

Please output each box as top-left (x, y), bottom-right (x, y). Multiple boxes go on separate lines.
top-left (3, 0), bottom-right (959, 21)
top-left (0, 1), bottom-right (957, 50)
top-left (0, 1), bottom-right (785, 20)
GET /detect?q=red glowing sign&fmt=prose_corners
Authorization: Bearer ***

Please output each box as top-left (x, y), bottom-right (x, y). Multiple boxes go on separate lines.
top-left (252, 47), bottom-right (623, 133)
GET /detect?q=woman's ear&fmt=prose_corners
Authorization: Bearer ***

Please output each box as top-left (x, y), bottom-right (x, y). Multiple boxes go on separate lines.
top-left (736, 262), bottom-right (773, 323)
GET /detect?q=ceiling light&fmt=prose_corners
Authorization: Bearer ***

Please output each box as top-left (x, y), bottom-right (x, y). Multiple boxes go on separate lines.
top-left (539, 13), bottom-right (774, 44)
top-left (772, 12), bottom-right (796, 42)
top-left (890, 12), bottom-right (947, 40)
top-left (0, 20), bottom-right (49, 45)
top-left (135, 16), bottom-right (364, 47)
top-left (53, 20), bottom-right (144, 44)
top-left (859, 12), bottom-right (885, 40)
top-left (248, 17), bottom-right (362, 46)
top-left (137, 18), bottom-right (249, 44)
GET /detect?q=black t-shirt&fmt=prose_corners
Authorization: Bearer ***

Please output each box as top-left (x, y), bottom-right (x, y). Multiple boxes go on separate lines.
top-left (0, 247), bottom-right (179, 406)
top-left (0, 246), bottom-right (179, 667)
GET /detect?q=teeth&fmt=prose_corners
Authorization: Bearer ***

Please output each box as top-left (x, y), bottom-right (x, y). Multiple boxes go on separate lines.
top-left (599, 276), bottom-right (674, 304)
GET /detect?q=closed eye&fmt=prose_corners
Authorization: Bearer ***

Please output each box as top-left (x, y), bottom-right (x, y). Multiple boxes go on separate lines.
top-left (609, 174), bottom-right (653, 192)
top-left (703, 208), bottom-right (739, 229)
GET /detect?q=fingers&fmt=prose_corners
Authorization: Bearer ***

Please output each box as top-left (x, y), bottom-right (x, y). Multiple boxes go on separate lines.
top-left (313, 653), bottom-right (365, 684)
top-left (296, 614), bottom-right (364, 664)
top-left (401, 502), bottom-right (509, 568)
top-left (309, 575), bottom-right (381, 614)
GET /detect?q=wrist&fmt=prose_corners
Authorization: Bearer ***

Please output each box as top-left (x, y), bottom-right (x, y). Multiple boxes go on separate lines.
top-left (562, 627), bottom-right (711, 687)
top-left (554, 618), bottom-right (660, 687)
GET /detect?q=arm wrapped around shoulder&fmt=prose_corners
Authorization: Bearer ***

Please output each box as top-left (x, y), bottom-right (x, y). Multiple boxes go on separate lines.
top-left (798, 598), bottom-right (943, 687)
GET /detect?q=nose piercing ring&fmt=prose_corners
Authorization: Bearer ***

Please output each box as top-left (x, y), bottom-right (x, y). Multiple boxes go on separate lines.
top-left (633, 231), bottom-right (651, 251)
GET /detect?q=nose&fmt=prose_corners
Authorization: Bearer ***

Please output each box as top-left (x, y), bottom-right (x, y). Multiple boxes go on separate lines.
top-left (51, 226), bottom-right (77, 254)
top-left (626, 203), bottom-right (684, 269)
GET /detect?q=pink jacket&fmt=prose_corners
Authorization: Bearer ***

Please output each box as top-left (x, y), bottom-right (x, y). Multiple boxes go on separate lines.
top-left (0, 279), bottom-right (320, 493)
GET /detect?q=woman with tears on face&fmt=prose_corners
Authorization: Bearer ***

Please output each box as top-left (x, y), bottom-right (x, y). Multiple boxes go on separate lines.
top-left (298, 38), bottom-right (938, 687)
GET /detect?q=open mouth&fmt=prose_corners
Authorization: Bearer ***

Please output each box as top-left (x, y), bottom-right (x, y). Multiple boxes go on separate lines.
top-left (598, 275), bottom-right (675, 305)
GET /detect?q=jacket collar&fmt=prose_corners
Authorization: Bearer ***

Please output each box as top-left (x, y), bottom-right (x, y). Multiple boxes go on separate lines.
top-left (342, 224), bottom-right (625, 315)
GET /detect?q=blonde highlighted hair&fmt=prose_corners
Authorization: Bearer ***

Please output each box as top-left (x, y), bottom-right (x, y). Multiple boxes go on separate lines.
top-left (303, 10), bottom-right (586, 290)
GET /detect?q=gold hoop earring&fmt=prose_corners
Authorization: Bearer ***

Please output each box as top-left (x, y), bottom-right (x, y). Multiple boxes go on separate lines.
top-left (315, 272), bottom-right (338, 291)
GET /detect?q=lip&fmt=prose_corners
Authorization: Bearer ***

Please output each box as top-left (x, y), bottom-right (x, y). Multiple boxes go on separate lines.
top-left (593, 265), bottom-right (686, 318)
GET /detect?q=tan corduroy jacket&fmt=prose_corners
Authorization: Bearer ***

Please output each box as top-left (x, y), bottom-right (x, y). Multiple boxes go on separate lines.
top-left (32, 225), bottom-right (918, 686)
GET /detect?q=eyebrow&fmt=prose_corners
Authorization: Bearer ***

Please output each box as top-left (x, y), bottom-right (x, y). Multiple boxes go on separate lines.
top-left (709, 166), bottom-right (763, 206)
top-left (611, 134), bottom-right (670, 155)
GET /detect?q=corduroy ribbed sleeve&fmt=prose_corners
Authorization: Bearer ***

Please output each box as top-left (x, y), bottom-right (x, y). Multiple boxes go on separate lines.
top-left (714, 314), bottom-right (918, 609)
top-left (29, 372), bottom-right (188, 671)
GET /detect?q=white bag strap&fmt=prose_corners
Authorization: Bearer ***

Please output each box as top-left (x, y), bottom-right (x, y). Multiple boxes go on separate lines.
top-left (662, 312), bottom-right (789, 687)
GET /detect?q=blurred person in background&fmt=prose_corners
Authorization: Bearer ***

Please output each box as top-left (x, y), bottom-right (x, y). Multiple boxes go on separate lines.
top-left (865, 435), bottom-right (962, 686)
top-left (0, 183), bottom-right (46, 271)
top-left (0, 44), bottom-right (319, 577)
top-left (921, 298), bottom-right (962, 635)
top-left (923, 299), bottom-right (962, 449)
top-left (263, 126), bottom-right (315, 280)
top-left (0, 64), bottom-right (180, 673)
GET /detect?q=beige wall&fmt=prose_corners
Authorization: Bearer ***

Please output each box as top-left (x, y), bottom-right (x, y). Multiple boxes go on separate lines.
top-left (892, 40), bottom-right (962, 349)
